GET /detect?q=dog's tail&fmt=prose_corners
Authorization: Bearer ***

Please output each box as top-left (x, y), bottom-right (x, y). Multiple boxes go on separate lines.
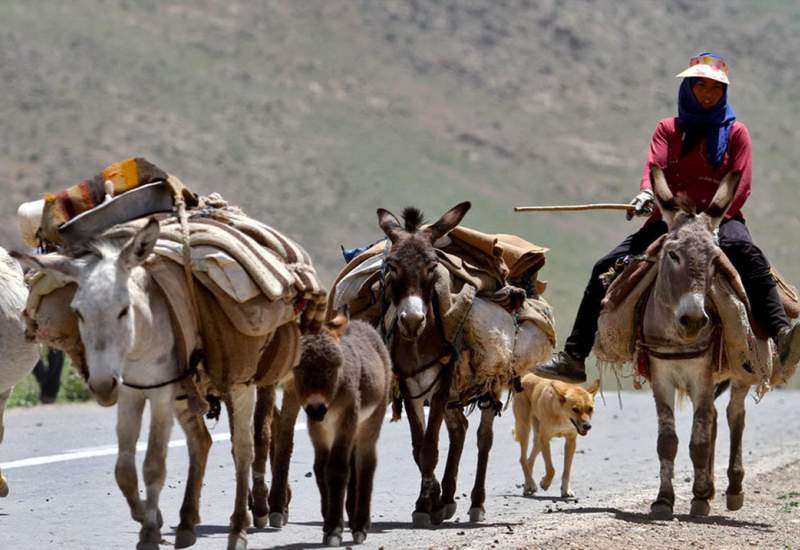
top-left (511, 386), bottom-right (531, 442)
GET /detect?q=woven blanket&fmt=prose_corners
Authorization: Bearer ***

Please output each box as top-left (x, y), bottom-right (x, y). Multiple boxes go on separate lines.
top-left (328, 228), bottom-right (555, 404)
top-left (24, 200), bottom-right (325, 398)
top-left (594, 241), bottom-right (798, 394)
top-left (39, 158), bottom-right (174, 245)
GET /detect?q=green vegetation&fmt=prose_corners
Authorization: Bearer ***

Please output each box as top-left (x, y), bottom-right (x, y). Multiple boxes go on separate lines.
top-left (777, 491), bottom-right (800, 513)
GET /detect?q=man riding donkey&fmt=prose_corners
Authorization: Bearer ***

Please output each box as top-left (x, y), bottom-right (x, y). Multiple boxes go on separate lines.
top-left (536, 52), bottom-right (800, 383)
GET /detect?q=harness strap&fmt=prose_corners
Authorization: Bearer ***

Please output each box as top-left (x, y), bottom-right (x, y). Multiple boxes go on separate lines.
top-left (123, 348), bottom-right (204, 390)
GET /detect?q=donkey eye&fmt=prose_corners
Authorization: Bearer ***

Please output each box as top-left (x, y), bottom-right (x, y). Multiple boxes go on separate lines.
top-left (572, 407), bottom-right (580, 414)
top-left (118, 306), bottom-right (129, 319)
top-left (668, 250), bottom-right (680, 263)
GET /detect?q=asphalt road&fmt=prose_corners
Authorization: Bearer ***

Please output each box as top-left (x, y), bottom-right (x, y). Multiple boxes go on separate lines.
top-left (1, 389), bottom-right (799, 549)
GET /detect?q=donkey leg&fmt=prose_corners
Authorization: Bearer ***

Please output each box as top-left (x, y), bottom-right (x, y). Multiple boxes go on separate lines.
top-left (351, 407), bottom-right (384, 544)
top-left (725, 380), bottom-right (749, 510)
top-left (440, 408), bottom-right (468, 520)
top-left (226, 384), bottom-right (257, 550)
top-left (174, 398), bottom-right (212, 549)
top-left (115, 388), bottom-right (147, 524)
top-left (688, 380), bottom-right (717, 517)
top-left (323, 415), bottom-right (357, 547)
top-left (138, 388), bottom-right (175, 549)
top-left (0, 389), bottom-right (10, 497)
top-left (346, 451), bottom-right (357, 529)
top-left (403, 393), bottom-right (426, 468)
top-left (650, 368), bottom-right (678, 519)
top-left (252, 385), bottom-right (276, 528)
top-left (468, 407), bottom-right (495, 522)
top-left (268, 382), bottom-right (300, 528)
top-left (413, 391), bottom-right (447, 527)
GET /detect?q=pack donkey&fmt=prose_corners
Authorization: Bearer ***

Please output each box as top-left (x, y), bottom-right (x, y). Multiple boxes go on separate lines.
top-left (294, 315), bottom-right (391, 546)
top-left (376, 203), bottom-right (552, 526)
top-left (14, 218), bottom-right (295, 550)
top-left (643, 166), bottom-right (771, 519)
top-left (0, 248), bottom-right (40, 498)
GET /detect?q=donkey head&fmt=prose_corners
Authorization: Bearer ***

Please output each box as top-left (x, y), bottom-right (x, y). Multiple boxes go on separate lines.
top-left (294, 314), bottom-right (349, 422)
top-left (648, 166), bottom-right (741, 342)
top-left (13, 218), bottom-right (160, 406)
top-left (376, 202), bottom-right (471, 340)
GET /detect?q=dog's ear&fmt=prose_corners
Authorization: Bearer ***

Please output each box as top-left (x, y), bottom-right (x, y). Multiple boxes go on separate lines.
top-left (323, 314), bottom-right (349, 341)
top-left (551, 382), bottom-right (568, 404)
top-left (586, 379), bottom-right (601, 397)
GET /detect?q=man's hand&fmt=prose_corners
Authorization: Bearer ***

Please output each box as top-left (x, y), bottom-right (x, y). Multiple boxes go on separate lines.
top-left (626, 189), bottom-right (655, 220)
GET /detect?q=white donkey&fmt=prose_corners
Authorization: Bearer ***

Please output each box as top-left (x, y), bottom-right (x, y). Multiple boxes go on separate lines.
top-left (14, 220), bottom-right (211, 550)
top-left (0, 247), bottom-right (40, 498)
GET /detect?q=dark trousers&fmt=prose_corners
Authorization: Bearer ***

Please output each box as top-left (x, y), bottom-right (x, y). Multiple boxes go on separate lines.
top-left (564, 219), bottom-right (789, 360)
top-left (32, 348), bottom-right (64, 403)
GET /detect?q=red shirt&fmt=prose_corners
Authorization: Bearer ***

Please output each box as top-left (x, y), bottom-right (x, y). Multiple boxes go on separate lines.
top-left (640, 117), bottom-right (752, 221)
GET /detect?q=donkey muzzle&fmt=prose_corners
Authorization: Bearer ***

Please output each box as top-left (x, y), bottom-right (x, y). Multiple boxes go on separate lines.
top-left (398, 295), bottom-right (426, 339)
top-left (88, 376), bottom-right (119, 407)
top-left (305, 403), bottom-right (328, 422)
top-left (677, 293), bottom-right (709, 338)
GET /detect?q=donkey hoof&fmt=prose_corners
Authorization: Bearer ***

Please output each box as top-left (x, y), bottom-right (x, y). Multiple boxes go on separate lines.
top-left (175, 526), bottom-right (197, 549)
top-left (649, 502), bottom-right (673, 520)
top-left (269, 512), bottom-right (287, 528)
top-left (324, 533), bottom-right (343, 547)
top-left (522, 483), bottom-right (537, 497)
top-left (442, 502), bottom-right (457, 520)
top-left (352, 530), bottom-right (367, 545)
top-left (690, 498), bottom-right (711, 517)
top-left (468, 506), bottom-right (486, 523)
top-left (136, 543), bottom-right (160, 550)
top-left (539, 476), bottom-right (553, 491)
top-left (726, 492), bottom-right (744, 511)
top-left (226, 532), bottom-right (248, 550)
top-left (411, 511), bottom-right (432, 528)
top-left (253, 514), bottom-right (269, 529)
top-left (0, 476), bottom-right (8, 498)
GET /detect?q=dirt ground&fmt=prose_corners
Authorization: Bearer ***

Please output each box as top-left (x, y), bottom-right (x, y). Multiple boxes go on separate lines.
top-left (529, 460), bottom-right (800, 550)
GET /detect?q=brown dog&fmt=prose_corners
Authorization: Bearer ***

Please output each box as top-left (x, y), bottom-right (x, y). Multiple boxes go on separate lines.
top-left (294, 315), bottom-right (391, 547)
top-left (513, 373), bottom-right (600, 498)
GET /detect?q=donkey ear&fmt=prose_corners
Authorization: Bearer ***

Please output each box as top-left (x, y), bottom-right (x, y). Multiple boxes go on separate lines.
top-left (323, 314), bottom-right (349, 340)
top-left (649, 166), bottom-right (678, 227)
top-left (704, 171), bottom-right (741, 228)
top-left (586, 378), bottom-right (601, 397)
top-left (119, 217), bottom-right (160, 270)
top-left (426, 201), bottom-right (471, 243)
top-left (10, 250), bottom-right (81, 283)
top-left (377, 208), bottom-right (404, 243)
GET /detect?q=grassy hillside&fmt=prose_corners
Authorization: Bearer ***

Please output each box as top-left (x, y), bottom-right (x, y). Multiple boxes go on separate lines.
top-left (2, 1), bottom-right (799, 387)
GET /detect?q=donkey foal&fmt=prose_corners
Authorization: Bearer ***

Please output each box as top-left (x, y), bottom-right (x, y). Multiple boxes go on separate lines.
top-left (294, 316), bottom-right (391, 547)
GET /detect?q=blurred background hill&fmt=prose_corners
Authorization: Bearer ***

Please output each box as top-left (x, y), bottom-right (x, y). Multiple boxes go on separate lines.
top-left (2, 0), bottom-right (799, 386)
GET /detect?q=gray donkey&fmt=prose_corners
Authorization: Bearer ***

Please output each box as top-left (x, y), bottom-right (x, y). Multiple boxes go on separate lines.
top-left (644, 166), bottom-right (773, 519)
top-left (293, 315), bottom-right (391, 547)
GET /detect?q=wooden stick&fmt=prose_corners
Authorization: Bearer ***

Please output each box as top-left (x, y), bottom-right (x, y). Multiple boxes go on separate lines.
top-left (514, 203), bottom-right (634, 212)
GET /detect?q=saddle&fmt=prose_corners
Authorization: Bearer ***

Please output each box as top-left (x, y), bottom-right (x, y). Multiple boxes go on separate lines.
top-left (594, 236), bottom-right (799, 392)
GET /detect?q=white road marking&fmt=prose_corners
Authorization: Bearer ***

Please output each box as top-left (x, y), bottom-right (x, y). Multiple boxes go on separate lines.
top-left (1, 422), bottom-right (309, 471)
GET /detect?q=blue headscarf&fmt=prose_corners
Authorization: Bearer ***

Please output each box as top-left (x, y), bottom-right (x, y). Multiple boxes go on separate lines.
top-left (677, 54), bottom-right (736, 167)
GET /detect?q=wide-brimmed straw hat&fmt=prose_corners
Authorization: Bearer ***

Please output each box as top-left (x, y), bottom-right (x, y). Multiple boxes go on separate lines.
top-left (676, 53), bottom-right (730, 85)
